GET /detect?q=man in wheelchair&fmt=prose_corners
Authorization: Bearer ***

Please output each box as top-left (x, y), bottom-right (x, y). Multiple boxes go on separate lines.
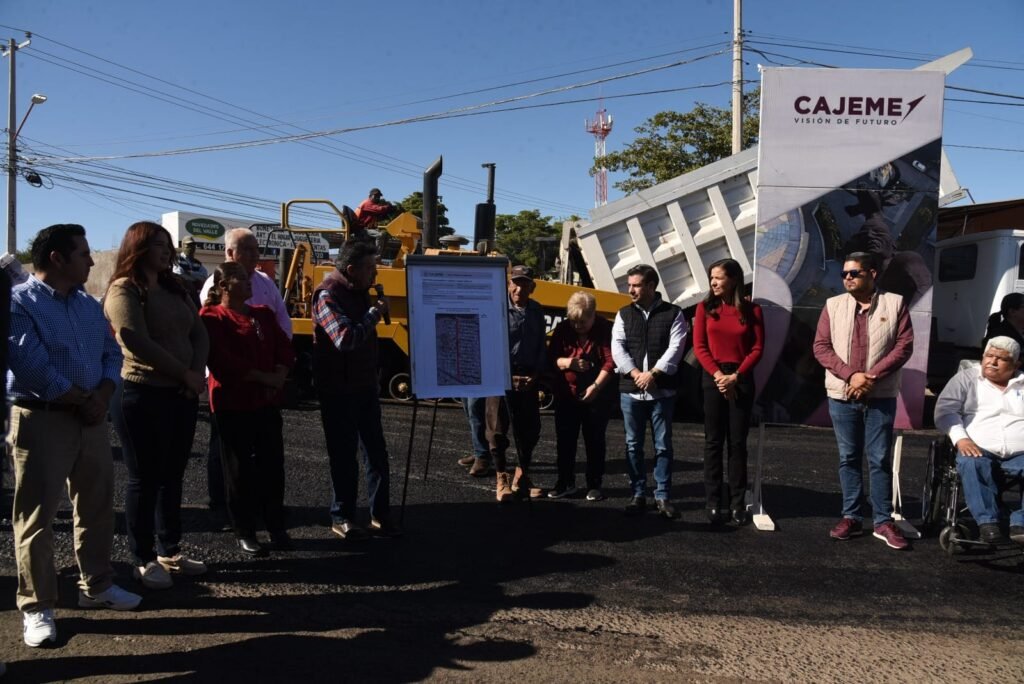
top-left (934, 336), bottom-right (1024, 545)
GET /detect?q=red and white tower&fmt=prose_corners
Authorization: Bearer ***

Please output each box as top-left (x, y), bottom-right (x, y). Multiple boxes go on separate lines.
top-left (585, 106), bottom-right (613, 207)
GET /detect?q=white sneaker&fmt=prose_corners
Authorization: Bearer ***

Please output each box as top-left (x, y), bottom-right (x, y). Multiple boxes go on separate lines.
top-left (78, 584), bottom-right (142, 611)
top-left (23, 609), bottom-right (57, 647)
top-left (158, 554), bottom-right (207, 576)
top-left (134, 561), bottom-right (173, 589)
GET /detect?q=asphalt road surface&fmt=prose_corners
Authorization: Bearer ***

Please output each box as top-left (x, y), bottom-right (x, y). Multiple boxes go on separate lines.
top-left (0, 400), bottom-right (1021, 683)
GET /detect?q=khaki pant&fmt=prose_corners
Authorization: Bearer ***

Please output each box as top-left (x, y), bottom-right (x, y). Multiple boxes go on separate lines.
top-left (8, 406), bottom-right (115, 612)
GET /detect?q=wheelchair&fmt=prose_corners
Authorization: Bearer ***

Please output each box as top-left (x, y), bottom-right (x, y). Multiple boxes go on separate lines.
top-left (921, 437), bottom-right (1024, 555)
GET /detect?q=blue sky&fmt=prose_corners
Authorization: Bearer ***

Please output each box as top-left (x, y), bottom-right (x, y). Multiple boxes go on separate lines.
top-left (5, 0), bottom-right (1023, 252)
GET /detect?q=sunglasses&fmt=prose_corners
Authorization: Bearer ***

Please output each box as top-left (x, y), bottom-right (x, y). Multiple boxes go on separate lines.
top-left (841, 269), bottom-right (867, 279)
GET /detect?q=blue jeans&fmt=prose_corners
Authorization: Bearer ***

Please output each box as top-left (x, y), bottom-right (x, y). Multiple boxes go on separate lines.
top-left (463, 397), bottom-right (488, 458)
top-left (956, 450), bottom-right (1024, 527)
top-left (620, 394), bottom-right (675, 500)
top-left (828, 397), bottom-right (896, 525)
top-left (319, 390), bottom-right (391, 523)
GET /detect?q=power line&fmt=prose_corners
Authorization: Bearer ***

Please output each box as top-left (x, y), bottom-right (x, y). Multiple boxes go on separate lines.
top-left (17, 50), bottom-right (610, 214)
top-left (746, 37), bottom-right (1024, 73)
top-left (747, 31), bottom-right (1024, 70)
top-left (13, 27), bottom-right (728, 213)
top-left (34, 55), bottom-right (732, 166)
top-left (945, 143), bottom-right (1024, 153)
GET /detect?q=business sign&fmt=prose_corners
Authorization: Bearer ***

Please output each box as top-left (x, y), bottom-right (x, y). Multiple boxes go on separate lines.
top-left (162, 211), bottom-right (330, 262)
top-left (752, 67), bottom-right (945, 429)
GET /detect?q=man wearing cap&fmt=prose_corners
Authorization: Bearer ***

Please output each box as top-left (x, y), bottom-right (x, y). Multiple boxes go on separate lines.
top-left (353, 188), bottom-right (397, 232)
top-left (172, 236), bottom-right (208, 307)
top-left (486, 265), bottom-right (548, 502)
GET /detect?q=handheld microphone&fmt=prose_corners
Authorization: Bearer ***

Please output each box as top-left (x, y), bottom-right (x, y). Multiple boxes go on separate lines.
top-left (373, 284), bottom-right (391, 325)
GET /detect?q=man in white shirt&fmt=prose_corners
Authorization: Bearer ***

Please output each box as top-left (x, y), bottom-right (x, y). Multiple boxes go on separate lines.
top-left (199, 229), bottom-right (292, 338)
top-left (934, 335), bottom-right (1024, 545)
top-left (611, 264), bottom-right (688, 518)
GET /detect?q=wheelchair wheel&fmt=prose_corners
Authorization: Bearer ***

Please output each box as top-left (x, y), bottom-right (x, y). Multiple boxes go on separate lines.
top-left (939, 524), bottom-right (970, 555)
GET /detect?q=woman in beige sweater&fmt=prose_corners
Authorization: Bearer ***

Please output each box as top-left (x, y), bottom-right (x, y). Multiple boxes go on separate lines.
top-left (104, 221), bottom-right (209, 591)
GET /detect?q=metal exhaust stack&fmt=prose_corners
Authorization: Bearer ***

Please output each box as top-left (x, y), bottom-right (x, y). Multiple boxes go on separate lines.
top-left (422, 156), bottom-right (443, 250)
top-left (474, 163), bottom-right (497, 254)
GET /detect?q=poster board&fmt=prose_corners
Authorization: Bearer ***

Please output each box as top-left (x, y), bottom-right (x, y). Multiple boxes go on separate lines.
top-left (752, 67), bottom-right (945, 430)
top-left (405, 255), bottom-right (511, 399)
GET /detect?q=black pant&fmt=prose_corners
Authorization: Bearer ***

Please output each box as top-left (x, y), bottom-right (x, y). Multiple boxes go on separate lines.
top-left (319, 390), bottom-right (391, 523)
top-left (119, 381), bottom-right (198, 565)
top-left (216, 407), bottom-right (286, 537)
top-left (485, 388), bottom-right (540, 472)
top-left (701, 368), bottom-right (753, 511)
top-left (553, 397), bottom-right (609, 490)
top-left (207, 414), bottom-right (226, 508)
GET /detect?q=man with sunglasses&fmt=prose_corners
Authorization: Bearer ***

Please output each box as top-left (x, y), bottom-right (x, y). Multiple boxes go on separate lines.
top-left (813, 252), bottom-right (914, 550)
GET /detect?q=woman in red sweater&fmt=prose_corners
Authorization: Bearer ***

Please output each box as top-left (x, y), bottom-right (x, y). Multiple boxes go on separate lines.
top-left (693, 258), bottom-right (764, 525)
top-left (200, 262), bottom-right (295, 557)
top-left (547, 291), bottom-right (616, 501)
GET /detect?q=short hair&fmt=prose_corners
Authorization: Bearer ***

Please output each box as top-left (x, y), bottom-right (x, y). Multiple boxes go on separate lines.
top-left (1000, 292), bottom-right (1024, 317)
top-left (204, 261), bottom-right (248, 307)
top-left (566, 291), bottom-right (596, 321)
top-left (337, 238), bottom-right (378, 272)
top-left (985, 335), bottom-right (1021, 362)
top-left (224, 228), bottom-right (257, 253)
top-left (844, 251), bottom-right (878, 272)
top-left (30, 223), bottom-right (86, 270)
top-left (626, 264), bottom-right (659, 288)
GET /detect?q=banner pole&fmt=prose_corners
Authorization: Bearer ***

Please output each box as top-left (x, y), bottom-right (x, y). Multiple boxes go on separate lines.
top-left (421, 398), bottom-right (440, 481)
top-left (400, 395), bottom-right (420, 526)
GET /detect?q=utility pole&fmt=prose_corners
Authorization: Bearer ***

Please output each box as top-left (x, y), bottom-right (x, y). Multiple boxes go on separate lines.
top-left (4, 33), bottom-right (32, 255)
top-left (731, 0), bottom-right (743, 154)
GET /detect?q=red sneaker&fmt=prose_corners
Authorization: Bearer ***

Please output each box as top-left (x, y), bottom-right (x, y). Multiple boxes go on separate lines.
top-left (829, 517), bottom-right (863, 540)
top-left (873, 521), bottom-right (910, 550)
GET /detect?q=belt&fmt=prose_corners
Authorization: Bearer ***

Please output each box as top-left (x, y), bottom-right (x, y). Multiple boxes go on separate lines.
top-left (12, 399), bottom-right (78, 413)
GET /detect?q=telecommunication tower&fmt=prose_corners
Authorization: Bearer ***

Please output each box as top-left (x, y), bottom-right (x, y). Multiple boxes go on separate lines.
top-left (585, 106), bottom-right (613, 207)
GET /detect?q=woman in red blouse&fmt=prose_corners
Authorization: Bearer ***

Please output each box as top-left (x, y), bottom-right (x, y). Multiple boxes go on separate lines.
top-left (693, 258), bottom-right (764, 525)
top-left (547, 291), bottom-right (616, 501)
top-left (200, 262), bottom-right (295, 557)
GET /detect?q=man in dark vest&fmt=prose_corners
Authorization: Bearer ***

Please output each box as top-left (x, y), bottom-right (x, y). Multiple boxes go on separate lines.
top-left (312, 239), bottom-right (400, 540)
top-left (611, 264), bottom-right (688, 518)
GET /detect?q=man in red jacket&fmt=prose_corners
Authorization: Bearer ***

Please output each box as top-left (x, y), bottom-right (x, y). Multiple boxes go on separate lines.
top-left (353, 188), bottom-right (397, 232)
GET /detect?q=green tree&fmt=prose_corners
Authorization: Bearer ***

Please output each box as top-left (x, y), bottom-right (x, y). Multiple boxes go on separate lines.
top-left (495, 209), bottom-right (560, 277)
top-left (396, 191), bottom-right (453, 238)
top-left (594, 90), bottom-right (760, 194)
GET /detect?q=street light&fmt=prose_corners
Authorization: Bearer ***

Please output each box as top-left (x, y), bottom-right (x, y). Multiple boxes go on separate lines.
top-left (14, 93), bottom-right (47, 139)
top-left (6, 92), bottom-right (46, 254)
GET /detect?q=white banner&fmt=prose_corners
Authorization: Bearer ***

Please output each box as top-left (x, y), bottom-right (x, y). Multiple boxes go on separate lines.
top-left (757, 68), bottom-right (945, 220)
top-left (752, 67), bottom-right (945, 430)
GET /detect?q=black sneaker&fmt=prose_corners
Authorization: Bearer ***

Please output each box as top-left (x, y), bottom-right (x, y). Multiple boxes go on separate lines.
top-left (624, 496), bottom-right (646, 516)
top-left (370, 517), bottom-right (403, 538)
top-left (547, 483), bottom-right (578, 499)
top-left (585, 488), bottom-right (605, 502)
top-left (979, 523), bottom-right (1006, 545)
top-left (655, 499), bottom-right (678, 519)
top-left (1009, 525), bottom-right (1024, 544)
top-left (331, 520), bottom-right (369, 542)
